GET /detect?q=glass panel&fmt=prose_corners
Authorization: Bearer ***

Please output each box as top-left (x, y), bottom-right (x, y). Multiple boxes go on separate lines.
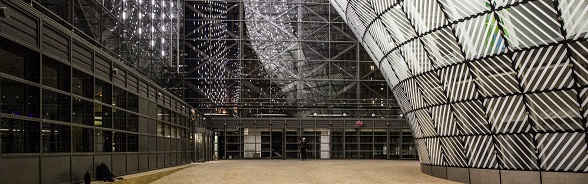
top-left (72, 97), bottom-right (94, 126)
top-left (0, 78), bottom-right (41, 118)
top-left (42, 57), bottom-right (70, 91)
top-left (95, 130), bottom-right (113, 152)
top-left (526, 90), bottom-right (583, 131)
top-left (72, 69), bottom-right (94, 98)
top-left (0, 118), bottom-right (40, 153)
top-left (536, 132), bottom-right (588, 171)
top-left (42, 89), bottom-right (70, 122)
top-left (42, 123), bottom-right (71, 153)
top-left (72, 126), bottom-right (93, 152)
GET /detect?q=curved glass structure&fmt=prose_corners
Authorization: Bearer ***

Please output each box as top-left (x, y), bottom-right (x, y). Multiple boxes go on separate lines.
top-left (332, 0), bottom-right (588, 181)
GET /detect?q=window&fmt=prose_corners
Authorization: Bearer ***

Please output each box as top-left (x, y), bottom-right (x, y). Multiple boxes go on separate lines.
top-left (112, 108), bottom-right (126, 130)
top-left (0, 77), bottom-right (40, 117)
top-left (95, 130), bottom-right (113, 152)
top-left (72, 69), bottom-right (93, 98)
top-left (113, 132), bottom-right (126, 152)
top-left (95, 79), bottom-right (112, 103)
top-left (42, 57), bottom-right (70, 91)
top-left (94, 104), bottom-right (112, 128)
top-left (42, 89), bottom-right (70, 122)
top-left (0, 118), bottom-right (40, 153)
top-left (0, 43), bottom-right (39, 82)
top-left (72, 126), bottom-right (93, 152)
top-left (72, 98), bottom-right (93, 126)
top-left (112, 86), bottom-right (126, 108)
top-left (42, 123), bottom-right (71, 153)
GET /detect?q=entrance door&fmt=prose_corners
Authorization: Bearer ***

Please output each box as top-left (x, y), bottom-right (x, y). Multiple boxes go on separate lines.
top-left (271, 131), bottom-right (283, 159)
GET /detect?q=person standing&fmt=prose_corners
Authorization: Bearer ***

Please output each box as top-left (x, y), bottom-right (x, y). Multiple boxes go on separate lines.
top-left (299, 137), bottom-right (307, 161)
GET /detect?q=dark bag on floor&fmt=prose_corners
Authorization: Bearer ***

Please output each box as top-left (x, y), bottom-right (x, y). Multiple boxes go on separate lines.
top-left (96, 163), bottom-right (115, 182)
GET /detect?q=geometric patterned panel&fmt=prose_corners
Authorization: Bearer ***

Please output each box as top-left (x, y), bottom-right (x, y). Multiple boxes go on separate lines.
top-left (439, 64), bottom-right (479, 102)
top-left (403, 40), bottom-right (434, 75)
top-left (568, 40), bottom-right (588, 86)
top-left (557, 0), bottom-right (588, 40)
top-left (536, 133), bottom-right (588, 172)
top-left (415, 73), bottom-right (447, 106)
top-left (426, 138), bottom-right (445, 166)
top-left (470, 55), bottom-right (521, 97)
top-left (403, 0), bottom-right (447, 34)
top-left (452, 101), bottom-right (491, 135)
top-left (580, 88), bottom-right (588, 119)
top-left (454, 14), bottom-right (507, 60)
top-left (415, 109), bottom-right (437, 137)
top-left (403, 79), bottom-right (427, 109)
top-left (526, 90), bottom-right (584, 131)
top-left (484, 95), bottom-right (532, 134)
top-left (513, 44), bottom-right (575, 92)
top-left (421, 27), bottom-right (464, 68)
top-left (441, 136), bottom-right (467, 167)
top-left (496, 0), bottom-right (563, 49)
top-left (380, 5), bottom-right (417, 45)
top-left (438, 0), bottom-right (489, 21)
top-left (335, 0), bottom-right (588, 174)
top-left (406, 112), bottom-right (424, 139)
top-left (496, 134), bottom-right (539, 170)
top-left (431, 105), bottom-right (460, 136)
top-left (465, 135), bottom-right (499, 169)
top-left (417, 139), bottom-right (431, 164)
top-left (393, 84), bottom-right (413, 113)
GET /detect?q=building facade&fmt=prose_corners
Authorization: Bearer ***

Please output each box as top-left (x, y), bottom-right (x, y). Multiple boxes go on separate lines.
top-left (332, 0), bottom-right (588, 182)
top-left (0, 0), bottom-right (212, 183)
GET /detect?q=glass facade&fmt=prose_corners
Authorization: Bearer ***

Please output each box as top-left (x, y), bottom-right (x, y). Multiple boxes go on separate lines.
top-left (332, 0), bottom-right (588, 176)
top-left (0, 0), bottom-right (212, 183)
top-left (184, 0), bottom-right (400, 119)
top-left (28, 0), bottom-right (183, 83)
top-left (212, 118), bottom-right (416, 160)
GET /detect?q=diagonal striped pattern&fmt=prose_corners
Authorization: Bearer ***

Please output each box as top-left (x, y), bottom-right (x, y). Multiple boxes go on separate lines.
top-left (497, 0), bottom-right (563, 49)
top-left (439, 65), bottom-right (479, 102)
top-left (557, 0), bottom-right (588, 40)
top-left (484, 95), bottom-right (532, 133)
top-left (452, 101), bottom-right (491, 135)
top-left (402, 0), bottom-right (447, 34)
top-left (491, 0), bottom-right (525, 8)
top-left (403, 78), bottom-right (427, 109)
top-left (387, 51), bottom-right (412, 82)
top-left (393, 84), bottom-right (413, 112)
top-left (406, 112), bottom-right (424, 139)
top-left (441, 137), bottom-right (468, 167)
top-left (580, 88), bottom-right (588, 119)
top-left (431, 105), bottom-right (460, 136)
top-left (454, 14), bottom-right (507, 59)
top-left (415, 73), bottom-right (448, 106)
top-left (350, 0), bottom-right (377, 27)
top-left (380, 6), bottom-right (417, 44)
top-left (426, 138), bottom-right (445, 166)
top-left (369, 20), bottom-right (396, 54)
top-left (346, 7), bottom-right (367, 38)
top-left (363, 34), bottom-right (386, 62)
top-left (415, 109), bottom-right (436, 137)
top-left (469, 55), bottom-right (521, 97)
top-left (421, 27), bottom-right (464, 68)
top-left (380, 60), bottom-right (400, 86)
top-left (568, 40), bottom-right (588, 86)
top-left (513, 44), bottom-right (575, 92)
top-left (402, 40), bottom-right (434, 74)
top-left (526, 90), bottom-right (584, 131)
top-left (417, 139), bottom-right (431, 164)
top-left (536, 133), bottom-right (588, 172)
top-left (438, 0), bottom-right (489, 21)
top-left (496, 134), bottom-right (539, 170)
top-left (465, 135), bottom-right (499, 169)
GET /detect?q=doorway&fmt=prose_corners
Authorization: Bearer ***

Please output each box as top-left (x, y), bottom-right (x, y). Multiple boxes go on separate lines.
top-left (271, 131), bottom-right (283, 159)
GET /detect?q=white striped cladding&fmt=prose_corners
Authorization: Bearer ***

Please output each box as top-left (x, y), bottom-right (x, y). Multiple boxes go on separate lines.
top-left (332, 0), bottom-right (588, 172)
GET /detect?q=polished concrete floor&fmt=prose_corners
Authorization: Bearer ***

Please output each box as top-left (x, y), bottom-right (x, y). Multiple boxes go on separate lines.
top-left (152, 160), bottom-right (459, 184)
